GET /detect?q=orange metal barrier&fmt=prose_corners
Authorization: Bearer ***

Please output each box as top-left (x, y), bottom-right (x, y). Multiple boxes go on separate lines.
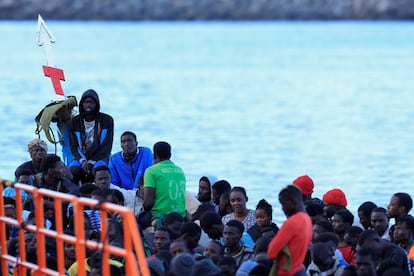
top-left (0, 178), bottom-right (150, 276)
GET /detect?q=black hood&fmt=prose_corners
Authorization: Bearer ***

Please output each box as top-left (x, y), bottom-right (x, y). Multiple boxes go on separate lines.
top-left (79, 89), bottom-right (100, 117)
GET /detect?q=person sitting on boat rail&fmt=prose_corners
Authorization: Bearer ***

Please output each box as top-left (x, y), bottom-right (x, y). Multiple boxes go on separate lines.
top-left (68, 89), bottom-right (114, 184)
top-left (109, 131), bottom-right (153, 190)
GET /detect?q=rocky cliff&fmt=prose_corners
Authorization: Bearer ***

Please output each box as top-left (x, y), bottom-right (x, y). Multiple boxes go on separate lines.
top-left (1, 0), bottom-right (413, 20)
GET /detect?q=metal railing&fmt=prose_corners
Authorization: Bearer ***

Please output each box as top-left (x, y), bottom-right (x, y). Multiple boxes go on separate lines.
top-left (0, 178), bottom-right (150, 276)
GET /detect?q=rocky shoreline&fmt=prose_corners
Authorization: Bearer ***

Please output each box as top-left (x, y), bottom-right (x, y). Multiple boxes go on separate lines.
top-left (0, 0), bottom-right (413, 20)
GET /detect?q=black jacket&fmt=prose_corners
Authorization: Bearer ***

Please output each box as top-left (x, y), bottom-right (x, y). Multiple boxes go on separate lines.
top-left (69, 89), bottom-right (114, 163)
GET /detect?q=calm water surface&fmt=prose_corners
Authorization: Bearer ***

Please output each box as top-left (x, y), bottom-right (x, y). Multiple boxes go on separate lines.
top-left (0, 21), bottom-right (413, 223)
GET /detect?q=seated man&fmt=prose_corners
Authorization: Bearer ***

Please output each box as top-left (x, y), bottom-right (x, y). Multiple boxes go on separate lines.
top-left (358, 229), bottom-right (410, 275)
top-left (223, 219), bottom-right (254, 268)
top-left (15, 138), bottom-right (48, 178)
top-left (34, 154), bottom-right (79, 195)
top-left (93, 162), bottom-right (143, 215)
top-left (307, 242), bottom-right (346, 276)
top-left (34, 154), bottom-right (79, 229)
top-left (109, 131), bottom-right (153, 190)
top-left (143, 141), bottom-right (186, 220)
top-left (68, 89), bottom-right (114, 184)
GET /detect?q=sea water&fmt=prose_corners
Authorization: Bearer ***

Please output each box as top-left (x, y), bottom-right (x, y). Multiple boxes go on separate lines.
top-left (0, 21), bottom-right (413, 223)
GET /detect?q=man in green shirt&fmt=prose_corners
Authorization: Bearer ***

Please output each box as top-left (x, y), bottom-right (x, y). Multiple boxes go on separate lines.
top-left (143, 141), bottom-right (186, 219)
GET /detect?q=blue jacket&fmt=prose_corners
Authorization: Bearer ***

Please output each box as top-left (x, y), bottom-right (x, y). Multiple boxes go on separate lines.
top-left (109, 147), bottom-right (153, 190)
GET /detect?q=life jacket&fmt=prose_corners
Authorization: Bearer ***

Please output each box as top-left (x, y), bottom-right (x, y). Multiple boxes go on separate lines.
top-left (35, 96), bottom-right (77, 144)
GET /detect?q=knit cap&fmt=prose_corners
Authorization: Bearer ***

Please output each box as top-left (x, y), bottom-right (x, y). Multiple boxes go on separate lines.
top-left (322, 188), bottom-right (347, 207)
top-left (27, 138), bottom-right (48, 152)
top-left (169, 253), bottom-right (195, 275)
top-left (293, 175), bottom-right (314, 196)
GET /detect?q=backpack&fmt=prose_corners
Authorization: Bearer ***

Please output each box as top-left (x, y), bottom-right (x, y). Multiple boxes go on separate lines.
top-left (35, 96), bottom-right (77, 144)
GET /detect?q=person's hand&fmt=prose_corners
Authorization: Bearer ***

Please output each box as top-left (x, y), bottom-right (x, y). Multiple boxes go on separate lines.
top-left (81, 160), bottom-right (93, 175)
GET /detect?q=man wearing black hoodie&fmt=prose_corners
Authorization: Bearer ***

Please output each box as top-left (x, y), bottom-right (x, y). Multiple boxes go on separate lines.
top-left (68, 89), bottom-right (114, 184)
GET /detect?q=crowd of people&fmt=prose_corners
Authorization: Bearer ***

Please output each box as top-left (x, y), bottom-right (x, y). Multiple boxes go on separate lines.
top-left (3, 89), bottom-right (414, 276)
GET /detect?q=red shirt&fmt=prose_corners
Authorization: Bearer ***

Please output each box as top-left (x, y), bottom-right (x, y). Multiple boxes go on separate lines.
top-left (268, 212), bottom-right (312, 276)
top-left (338, 245), bottom-right (355, 264)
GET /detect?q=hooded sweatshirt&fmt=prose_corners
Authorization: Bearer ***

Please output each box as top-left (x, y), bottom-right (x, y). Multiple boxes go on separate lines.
top-left (69, 89), bottom-right (114, 163)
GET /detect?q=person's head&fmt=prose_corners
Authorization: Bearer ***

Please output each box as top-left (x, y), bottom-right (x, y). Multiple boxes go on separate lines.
top-left (120, 131), bottom-right (138, 157)
top-left (357, 230), bottom-right (382, 257)
top-left (249, 263), bottom-right (272, 276)
top-left (229, 186), bottom-right (248, 215)
top-left (218, 256), bottom-right (237, 276)
top-left (79, 89), bottom-right (99, 118)
top-left (153, 141), bottom-right (171, 163)
top-left (393, 216), bottom-right (414, 244)
top-left (203, 240), bottom-right (224, 264)
top-left (28, 138), bottom-right (48, 163)
top-left (200, 211), bottom-right (223, 240)
top-left (24, 231), bottom-right (37, 253)
top-left (370, 207), bottom-right (389, 237)
top-left (164, 212), bottom-right (185, 239)
top-left (63, 231), bottom-right (76, 268)
top-left (105, 189), bottom-right (124, 206)
top-left (193, 257), bottom-right (222, 276)
top-left (322, 188), bottom-right (348, 219)
top-left (90, 264), bottom-right (123, 276)
top-left (387, 193), bottom-right (413, 219)
top-left (311, 242), bottom-right (335, 272)
top-left (14, 167), bottom-right (34, 183)
top-left (255, 199), bottom-right (273, 228)
top-left (179, 222), bottom-right (201, 250)
top-left (93, 164), bottom-right (111, 190)
top-left (169, 252), bottom-right (195, 276)
top-left (355, 247), bottom-right (377, 276)
top-left (223, 220), bottom-right (244, 249)
top-left (313, 219), bottom-right (334, 242)
top-left (292, 174), bottom-right (314, 200)
top-left (358, 201), bottom-right (378, 230)
top-left (107, 218), bottom-right (123, 243)
top-left (192, 203), bottom-right (216, 222)
top-left (90, 188), bottom-right (106, 202)
top-left (314, 232), bottom-right (339, 254)
top-left (332, 209), bottom-right (354, 235)
top-left (154, 226), bottom-right (173, 252)
top-left (259, 226), bottom-right (278, 239)
top-left (306, 201), bottom-right (324, 224)
top-left (198, 175), bottom-right (217, 203)
top-left (169, 238), bottom-right (190, 257)
top-left (254, 236), bottom-right (271, 256)
top-left (78, 183), bottom-right (99, 198)
top-left (212, 180), bottom-right (231, 205)
top-left (219, 190), bottom-right (232, 217)
top-left (40, 154), bottom-right (65, 180)
top-left (345, 226), bottom-right (364, 251)
top-left (342, 265), bottom-right (358, 276)
top-left (4, 199), bottom-right (16, 219)
top-left (278, 185), bottom-right (304, 217)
